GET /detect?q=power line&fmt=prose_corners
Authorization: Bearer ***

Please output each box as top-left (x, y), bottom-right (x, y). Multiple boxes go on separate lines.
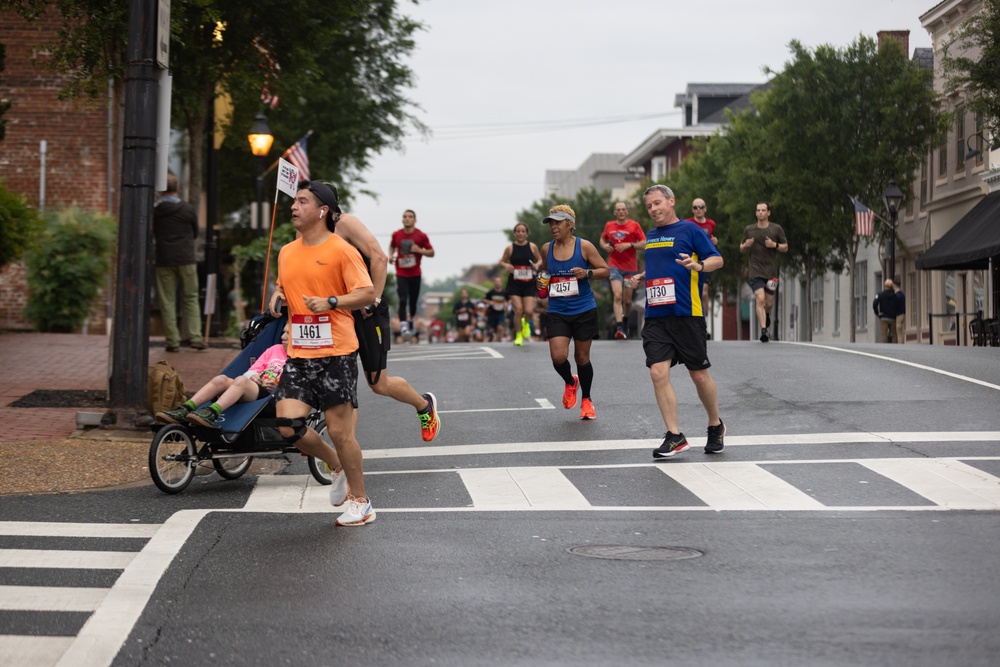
top-left (420, 110), bottom-right (683, 141)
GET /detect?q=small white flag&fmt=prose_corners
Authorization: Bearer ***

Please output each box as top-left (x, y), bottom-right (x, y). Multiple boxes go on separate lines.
top-left (277, 158), bottom-right (300, 198)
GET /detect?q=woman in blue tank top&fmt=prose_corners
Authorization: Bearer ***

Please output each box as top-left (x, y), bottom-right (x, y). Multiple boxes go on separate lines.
top-left (536, 205), bottom-right (609, 421)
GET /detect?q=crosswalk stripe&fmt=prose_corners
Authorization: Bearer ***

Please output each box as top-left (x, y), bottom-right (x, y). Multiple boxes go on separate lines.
top-left (0, 635), bottom-right (74, 666)
top-left (0, 522), bottom-right (159, 539)
top-left (0, 549), bottom-right (136, 570)
top-left (659, 462), bottom-right (825, 510)
top-left (860, 459), bottom-right (1000, 509)
top-left (0, 585), bottom-right (109, 612)
top-left (457, 468), bottom-right (591, 509)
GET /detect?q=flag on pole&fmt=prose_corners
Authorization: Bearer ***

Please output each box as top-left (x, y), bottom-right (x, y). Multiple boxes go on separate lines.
top-left (286, 136), bottom-right (309, 182)
top-left (854, 198), bottom-right (875, 237)
top-left (276, 158), bottom-right (299, 198)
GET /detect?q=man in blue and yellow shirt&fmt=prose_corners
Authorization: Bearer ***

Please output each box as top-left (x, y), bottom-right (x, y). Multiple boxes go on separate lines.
top-left (628, 185), bottom-right (726, 459)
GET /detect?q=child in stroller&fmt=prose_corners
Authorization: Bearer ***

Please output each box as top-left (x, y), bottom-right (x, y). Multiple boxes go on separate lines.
top-left (155, 324), bottom-right (289, 427)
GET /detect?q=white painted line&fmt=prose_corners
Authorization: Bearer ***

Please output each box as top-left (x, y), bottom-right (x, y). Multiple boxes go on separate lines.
top-left (388, 346), bottom-right (501, 361)
top-left (360, 432), bottom-right (1000, 460)
top-left (659, 462), bottom-right (825, 510)
top-left (0, 523), bottom-right (159, 539)
top-left (788, 342), bottom-right (1000, 391)
top-left (440, 398), bottom-right (555, 415)
top-left (860, 459), bottom-right (1000, 509)
top-left (0, 585), bottom-right (108, 612)
top-left (56, 510), bottom-right (209, 667)
top-left (0, 550), bottom-right (136, 570)
top-left (0, 635), bottom-right (74, 667)
top-left (242, 474), bottom-right (308, 511)
top-left (457, 468), bottom-right (590, 510)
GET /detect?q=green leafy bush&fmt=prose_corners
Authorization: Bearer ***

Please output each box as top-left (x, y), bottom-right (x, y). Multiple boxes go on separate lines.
top-left (0, 179), bottom-right (42, 269)
top-left (24, 206), bottom-right (115, 332)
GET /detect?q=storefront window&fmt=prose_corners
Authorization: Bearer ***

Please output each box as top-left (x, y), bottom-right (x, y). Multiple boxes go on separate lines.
top-left (945, 272), bottom-right (957, 331)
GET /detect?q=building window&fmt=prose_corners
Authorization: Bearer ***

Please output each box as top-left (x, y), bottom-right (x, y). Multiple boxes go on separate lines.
top-left (834, 277), bottom-right (841, 334)
top-left (975, 112), bottom-right (985, 166)
top-left (920, 158), bottom-right (927, 209)
top-left (651, 156), bottom-right (666, 181)
top-left (944, 271), bottom-right (957, 331)
top-left (906, 271), bottom-right (916, 335)
top-left (811, 278), bottom-right (824, 332)
top-left (956, 107), bottom-right (966, 171)
top-left (938, 130), bottom-right (948, 177)
top-left (855, 261), bottom-right (868, 331)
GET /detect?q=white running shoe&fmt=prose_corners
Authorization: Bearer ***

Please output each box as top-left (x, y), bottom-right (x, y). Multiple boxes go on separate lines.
top-left (335, 495), bottom-right (376, 526)
top-left (328, 466), bottom-right (348, 506)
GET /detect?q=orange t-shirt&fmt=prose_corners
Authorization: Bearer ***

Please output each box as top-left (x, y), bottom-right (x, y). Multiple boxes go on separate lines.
top-left (276, 233), bottom-right (373, 358)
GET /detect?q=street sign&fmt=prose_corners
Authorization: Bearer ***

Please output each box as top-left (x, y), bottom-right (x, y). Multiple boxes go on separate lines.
top-left (157, 0), bottom-right (170, 69)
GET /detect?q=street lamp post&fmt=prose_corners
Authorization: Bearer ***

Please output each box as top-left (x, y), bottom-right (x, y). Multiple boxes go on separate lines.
top-left (882, 177), bottom-right (904, 282)
top-left (247, 112), bottom-right (274, 235)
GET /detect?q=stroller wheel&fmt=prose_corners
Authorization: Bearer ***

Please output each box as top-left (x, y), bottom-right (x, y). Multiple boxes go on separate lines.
top-left (213, 456), bottom-right (253, 480)
top-left (149, 425), bottom-right (197, 494)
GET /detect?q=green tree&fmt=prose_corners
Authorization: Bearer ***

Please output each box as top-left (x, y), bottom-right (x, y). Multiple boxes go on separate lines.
top-left (0, 180), bottom-right (42, 268)
top-left (940, 0), bottom-right (1000, 145)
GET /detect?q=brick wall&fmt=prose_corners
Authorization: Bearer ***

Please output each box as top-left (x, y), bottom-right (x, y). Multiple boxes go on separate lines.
top-left (0, 9), bottom-right (113, 331)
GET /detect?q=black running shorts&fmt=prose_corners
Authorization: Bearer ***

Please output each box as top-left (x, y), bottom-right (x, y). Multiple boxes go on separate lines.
top-left (353, 301), bottom-right (391, 382)
top-left (546, 308), bottom-right (599, 341)
top-left (274, 354), bottom-right (359, 411)
top-left (641, 316), bottom-right (711, 370)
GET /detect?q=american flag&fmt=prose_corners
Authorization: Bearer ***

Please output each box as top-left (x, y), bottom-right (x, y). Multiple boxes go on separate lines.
top-left (854, 198), bottom-right (875, 237)
top-left (286, 136), bottom-right (309, 182)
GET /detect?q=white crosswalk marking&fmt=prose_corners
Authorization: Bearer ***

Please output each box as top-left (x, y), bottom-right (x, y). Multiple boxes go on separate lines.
top-left (0, 636), bottom-right (75, 667)
top-left (860, 459), bottom-right (1000, 509)
top-left (0, 585), bottom-right (109, 612)
top-left (0, 548), bottom-right (136, 569)
top-left (659, 462), bottom-right (825, 510)
top-left (458, 468), bottom-right (591, 509)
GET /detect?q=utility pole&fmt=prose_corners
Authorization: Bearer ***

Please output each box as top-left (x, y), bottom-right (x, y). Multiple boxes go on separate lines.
top-left (107, 0), bottom-right (163, 425)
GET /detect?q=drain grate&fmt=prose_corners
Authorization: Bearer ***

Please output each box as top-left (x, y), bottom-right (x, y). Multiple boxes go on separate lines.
top-left (567, 545), bottom-right (703, 561)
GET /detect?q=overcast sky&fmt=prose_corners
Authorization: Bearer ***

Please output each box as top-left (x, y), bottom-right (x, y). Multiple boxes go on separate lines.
top-left (347, 0), bottom-right (937, 284)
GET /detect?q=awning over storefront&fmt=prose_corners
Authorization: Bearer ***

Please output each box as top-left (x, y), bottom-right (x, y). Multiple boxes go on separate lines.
top-left (916, 191), bottom-right (1000, 271)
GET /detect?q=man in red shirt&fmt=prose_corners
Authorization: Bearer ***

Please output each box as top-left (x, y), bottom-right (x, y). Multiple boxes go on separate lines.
top-left (388, 209), bottom-right (434, 339)
top-left (687, 198), bottom-right (718, 304)
top-left (600, 202), bottom-right (646, 339)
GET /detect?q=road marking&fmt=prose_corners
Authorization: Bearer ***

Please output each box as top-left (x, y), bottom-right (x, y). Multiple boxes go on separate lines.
top-left (0, 585), bottom-right (108, 612)
top-left (388, 346), bottom-right (502, 361)
top-left (0, 636), bottom-right (74, 667)
top-left (458, 468), bottom-right (590, 509)
top-left (860, 459), bottom-right (1000, 509)
top-left (659, 462), bottom-right (825, 510)
top-left (359, 431), bottom-right (1000, 460)
top-left (441, 398), bottom-right (555, 414)
top-left (0, 522), bottom-right (159, 539)
top-left (0, 549), bottom-right (136, 569)
top-left (788, 342), bottom-right (1000, 391)
top-left (56, 510), bottom-right (209, 667)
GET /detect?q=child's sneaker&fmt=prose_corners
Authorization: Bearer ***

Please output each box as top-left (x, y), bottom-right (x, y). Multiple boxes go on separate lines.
top-left (186, 407), bottom-right (219, 427)
top-left (155, 405), bottom-right (191, 424)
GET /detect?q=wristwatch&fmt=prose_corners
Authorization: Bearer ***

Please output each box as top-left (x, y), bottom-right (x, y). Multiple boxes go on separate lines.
top-left (586, 269), bottom-right (593, 279)
top-left (327, 296), bottom-right (339, 310)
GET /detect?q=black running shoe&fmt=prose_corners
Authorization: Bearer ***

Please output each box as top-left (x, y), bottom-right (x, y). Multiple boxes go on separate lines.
top-left (705, 419), bottom-right (726, 454)
top-left (760, 328), bottom-right (769, 343)
top-left (653, 432), bottom-right (689, 459)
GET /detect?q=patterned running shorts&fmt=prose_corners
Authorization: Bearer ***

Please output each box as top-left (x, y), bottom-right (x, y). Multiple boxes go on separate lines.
top-left (274, 354), bottom-right (359, 412)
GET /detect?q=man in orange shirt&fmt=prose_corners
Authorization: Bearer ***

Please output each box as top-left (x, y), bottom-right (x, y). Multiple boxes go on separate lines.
top-left (268, 182), bottom-right (376, 526)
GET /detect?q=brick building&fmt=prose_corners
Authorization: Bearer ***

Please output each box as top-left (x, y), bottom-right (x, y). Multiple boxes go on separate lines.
top-left (0, 9), bottom-right (114, 330)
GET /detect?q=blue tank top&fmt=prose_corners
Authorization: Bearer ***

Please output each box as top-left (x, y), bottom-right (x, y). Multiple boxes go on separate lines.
top-left (546, 237), bottom-right (596, 316)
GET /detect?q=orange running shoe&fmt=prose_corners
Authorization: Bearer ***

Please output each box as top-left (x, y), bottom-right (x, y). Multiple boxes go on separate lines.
top-left (562, 375), bottom-right (579, 409)
top-left (418, 392), bottom-right (441, 442)
top-left (580, 398), bottom-right (596, 420)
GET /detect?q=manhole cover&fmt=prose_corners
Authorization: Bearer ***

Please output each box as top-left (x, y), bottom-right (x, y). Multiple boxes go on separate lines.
top-left (566, 545), bottom-right (703, 561)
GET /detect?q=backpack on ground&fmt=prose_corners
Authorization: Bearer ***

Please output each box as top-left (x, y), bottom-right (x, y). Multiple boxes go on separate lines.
top-left (147, 360), bottom-right (186, 415)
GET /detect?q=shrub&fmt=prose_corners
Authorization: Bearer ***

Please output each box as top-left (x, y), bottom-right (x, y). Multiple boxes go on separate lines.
top-left (24, 206), bottom-right (116, 332)
top-left (0, 180), bottom-right (42, 269)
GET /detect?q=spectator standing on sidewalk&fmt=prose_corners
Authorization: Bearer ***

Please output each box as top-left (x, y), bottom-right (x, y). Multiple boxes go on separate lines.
top-left (388, 209), bottom-right (434, 340)
top-left (153, 171), bottom-right (206, 352)
top-left (739, 201), bottom-right (787, 343)
top-left (873, 279), bottom-right (900, 344)
top-left (628, 185), bottom-right (726, 459)
top-left (600, 202), bottom-right (646, 339)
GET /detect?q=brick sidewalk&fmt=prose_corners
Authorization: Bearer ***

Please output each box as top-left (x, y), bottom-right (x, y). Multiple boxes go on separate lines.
top-left (0, 332), bottom-right (240, 440)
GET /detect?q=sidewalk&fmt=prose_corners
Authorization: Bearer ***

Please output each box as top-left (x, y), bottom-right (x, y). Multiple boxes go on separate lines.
top-left (0, 332), bottom-right (240, 441)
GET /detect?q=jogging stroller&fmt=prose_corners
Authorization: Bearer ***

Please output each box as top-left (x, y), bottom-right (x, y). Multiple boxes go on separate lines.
top-left (147, 311), bottom-right (335, 494)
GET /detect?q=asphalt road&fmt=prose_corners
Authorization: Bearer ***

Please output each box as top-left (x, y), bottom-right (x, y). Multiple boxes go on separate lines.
top-left (3, 339), bottom-right (1000, 666)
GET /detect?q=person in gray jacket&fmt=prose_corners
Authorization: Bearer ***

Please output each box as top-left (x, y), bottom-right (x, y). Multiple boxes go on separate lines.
top-left (154, 172), bottom-right (205, 352)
